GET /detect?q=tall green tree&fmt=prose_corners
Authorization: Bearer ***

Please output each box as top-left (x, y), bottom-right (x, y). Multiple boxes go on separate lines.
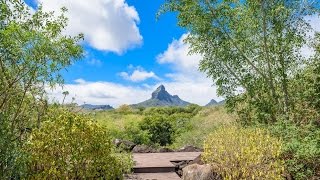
top-left (0, 0), bottom-right (83, 178)
top-left (159, 0), bottom-right (320, 124)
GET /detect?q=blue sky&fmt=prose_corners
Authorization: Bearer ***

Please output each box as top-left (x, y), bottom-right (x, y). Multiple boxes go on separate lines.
top-left (23, 0), bottom-right (320, 107)
top-left (23, 0), bottom-right (222, 107)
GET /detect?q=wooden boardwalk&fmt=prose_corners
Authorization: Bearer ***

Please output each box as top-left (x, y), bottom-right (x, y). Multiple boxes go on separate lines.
top-left (129, 152), bottom-right (201, 180)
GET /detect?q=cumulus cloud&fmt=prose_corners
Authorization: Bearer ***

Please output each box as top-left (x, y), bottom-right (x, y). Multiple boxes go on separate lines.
top-left (47, 79), bottom-right (151, 107)
top-left (36, 0), bottom-right (142, 53)
top-left (119, 66), bottom-right (160, 82)
top-left (157, 33), bottom-right (202, 74)
top-left (155, 33), bottom-right (221, 104)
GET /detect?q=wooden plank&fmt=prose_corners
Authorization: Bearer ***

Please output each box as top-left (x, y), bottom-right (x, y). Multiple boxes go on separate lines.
top-left (133, 152), bottom-right (201, 168)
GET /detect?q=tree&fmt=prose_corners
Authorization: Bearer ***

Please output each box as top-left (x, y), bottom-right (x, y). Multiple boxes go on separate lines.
top-left (159, 0), bottom-right (320, 123)
top-left (62, 91), bottom-right (69, 104)
top-left (0, 0), bottom-right (83, 177)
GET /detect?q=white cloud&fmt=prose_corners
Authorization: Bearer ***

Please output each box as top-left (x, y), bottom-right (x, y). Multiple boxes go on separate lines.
top-left (154, 33), bottom-right (222, 104)
top-left (119, 66), bottom-right (160, 82)
top-left (157, 33), bottom-right (202, 74)
top-left (47, 79), bottom-right (151, 107)
top-left (36, 0), bottom-right (142, 54)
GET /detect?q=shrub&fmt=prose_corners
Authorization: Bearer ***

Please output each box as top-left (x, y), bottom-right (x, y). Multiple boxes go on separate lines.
top-left (23, 108), bottom-right (132, 179)
top-left (116, 104), bottom-right (133, 114)
top-left (268, 121), bottom-right (320, 179)
top-left (203, 125), bottom-right (284, 179)
top-left (139, 115), bottom-right (174, 146)
top-left (124, 121), bottom-right (151, 145)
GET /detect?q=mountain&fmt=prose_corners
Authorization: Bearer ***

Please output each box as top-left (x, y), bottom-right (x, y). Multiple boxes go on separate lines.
top-left (205, 99), bottom-right (226, 107)
top-left (205, 99), bottom-right (218, 106)
top-left (80, 104), bottom-right (114, 110)
top-left (132, 85), bottom-right (191, 107)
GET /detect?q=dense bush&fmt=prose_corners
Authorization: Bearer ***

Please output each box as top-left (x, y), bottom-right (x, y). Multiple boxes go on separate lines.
top-left (124, 121), bottom-right (151, 145)
top-left (203, 125), bottom-right (284, 179)
top-left (23, 108), bottom-right (132, 179)
top-left (116, 104), bottom-right (134, 114)
top-left (135, 105), bottom-right (200, 146)
top-left (268, 121), bottom-right (320, 179)
top-left (139, 115), bottom-right (174, 146)
top-left (143, 104), bottom-right (202, 116)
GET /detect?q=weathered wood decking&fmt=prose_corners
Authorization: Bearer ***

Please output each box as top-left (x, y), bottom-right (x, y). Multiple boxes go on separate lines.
top-left (128, 152), bottom-right (201, 180)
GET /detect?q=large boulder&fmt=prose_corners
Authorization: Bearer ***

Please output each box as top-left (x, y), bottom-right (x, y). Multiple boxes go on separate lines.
top-left (132, 145), bottom-right (157, 153)
top-left (182, 164), bottom-right (221, 180)
top-left (174, 155), bottom-right (204, 177)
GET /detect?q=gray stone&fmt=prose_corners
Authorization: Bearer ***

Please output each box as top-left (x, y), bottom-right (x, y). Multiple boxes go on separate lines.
top-left (182, 164), bottom-right (222, 180)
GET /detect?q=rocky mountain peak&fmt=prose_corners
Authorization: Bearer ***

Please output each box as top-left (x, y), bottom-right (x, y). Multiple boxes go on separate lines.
top-left (151, 85), bottom-right (171, 101)
top-left (133, 85), bottom-right (191, 107)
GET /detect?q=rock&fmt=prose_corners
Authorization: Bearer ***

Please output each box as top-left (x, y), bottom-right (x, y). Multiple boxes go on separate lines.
top-left (177, 145), bottom-right (203, 152)
top-left (132, 145), bottom-right (157, 153)
top-left (174, 155), bottom-right (204, 177)
top-left (172, 160), bottom-right (192, 177)
top-left (114, 139), bottom-right (136, 151)
top-left (158, 147), bottom-right (174, 153)
top-left (182, 164), bottom-right (222, 180)
top-left (190, 154), bottom-right (204, 165)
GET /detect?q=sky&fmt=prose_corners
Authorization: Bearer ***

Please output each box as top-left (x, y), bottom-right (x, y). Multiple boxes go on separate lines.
top-left (23, 0), bottom-right (320, 107)
top-left (23, 0), bottom-right (222, 107)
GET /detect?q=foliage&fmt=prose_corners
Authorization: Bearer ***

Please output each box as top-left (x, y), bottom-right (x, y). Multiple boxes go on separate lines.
top-left (123, 121), bottom-right (151, 145)
top-left (268, 121), bottom-right (320, 179)
top-left (143, 104), bottom-right (202, 116)
top-left (171, 106), bottom-right (235, 148)
top-left (23, 108), bottom-right (132, 179)
top-left (160, 1), bottom-right (320, 178)
top-left (139, 114), bottom-right (175, 146)
top-left (203, 125), bottom-right (284, 179)
top-left (289, 61), bottom-right (320, 124)
top-left (0, 0), bottom-right (83, 178)
top-left (138, 105), bottom-right (202, 146)
top-left (159, 0), bottom-right (320, 123)
top-left (94, 105), bottom-right (202, 147)
top-left (116, 104), bottom-right (134, 114)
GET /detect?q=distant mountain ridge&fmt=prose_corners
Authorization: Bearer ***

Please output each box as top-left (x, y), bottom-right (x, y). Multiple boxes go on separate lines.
top-left (205, 99), bottom-right (218, 106)
top-left (80, 104), bottom-right (114, 110)
top-left (132, 85), bottom-right (191, 107)
top-left (205, 99), bottom-right (225, 107)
